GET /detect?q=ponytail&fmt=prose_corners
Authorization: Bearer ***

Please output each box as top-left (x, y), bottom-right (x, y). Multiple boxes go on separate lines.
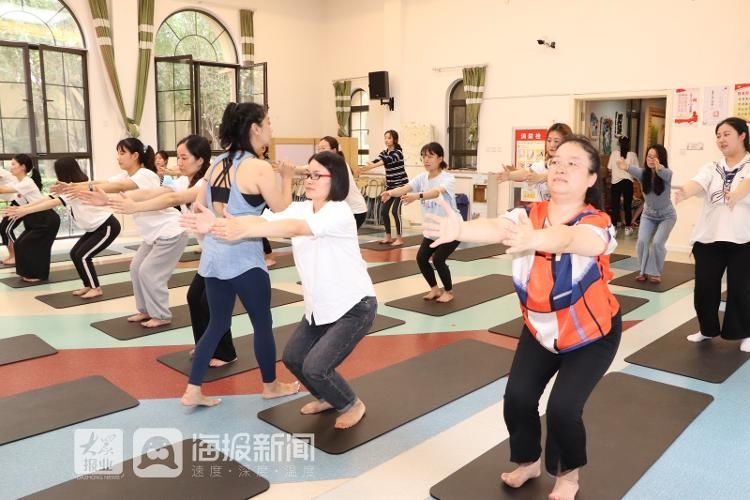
top-left (117, 138), bottom-right (156, 173)
top-left (12, 154), bottom-right (42, 190)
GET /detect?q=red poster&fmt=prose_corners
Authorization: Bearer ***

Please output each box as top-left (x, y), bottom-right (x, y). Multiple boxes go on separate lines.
top-left (513, 128), bottom-right (547, 171)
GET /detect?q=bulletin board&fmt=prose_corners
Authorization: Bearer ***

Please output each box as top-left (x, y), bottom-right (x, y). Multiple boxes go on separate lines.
top-left (270, 137), bottom-right (359, 168)
top-left (513, 128), bottom-right (547, 171)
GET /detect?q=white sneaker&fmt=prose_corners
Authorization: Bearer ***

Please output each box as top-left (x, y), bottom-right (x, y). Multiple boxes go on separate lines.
top-left (624, 226), bottom-right (634, 236)
top-left (686, 332), bottom-right (712, 343)
top-left (740, 338), bottom-right (750, 352)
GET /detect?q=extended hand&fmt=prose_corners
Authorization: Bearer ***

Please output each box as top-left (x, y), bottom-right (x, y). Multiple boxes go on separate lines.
top-left (210, 209), bottom-right (251, 241)
top-left (401, 192), bottom-right (419, 205)
top-left (423, 197), bottom-right (462, 247)
top-left (180, 202), bottom-right (215, 234)
top-left (501, 211), bottom-right (544, 253)
top-left (108, 192), bottom-right (136, 214)
top-left (76, 187), bottom-right (110, 206)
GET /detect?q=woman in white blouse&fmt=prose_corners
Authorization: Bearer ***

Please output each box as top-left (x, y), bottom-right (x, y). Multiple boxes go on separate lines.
top-left (183, 151), bottom-right (376, 429)
top-left (607, 135), bottom-right (639, 236)
top-left (674, 116), bottom-right (750, 352)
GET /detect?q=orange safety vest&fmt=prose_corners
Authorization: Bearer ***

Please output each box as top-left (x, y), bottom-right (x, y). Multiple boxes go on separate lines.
top-left (515, 202), bottom-right (619, 353)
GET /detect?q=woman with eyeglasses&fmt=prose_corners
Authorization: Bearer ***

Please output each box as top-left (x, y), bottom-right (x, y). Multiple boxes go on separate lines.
top-left (674, 117), bottom-right (750, 352)
top-left (615, 144), bottom-right (675, 283)
top-left (184, 151), bottom-right (376, 429)
top-left (424, 135), bottom-right (620, 500)
top-left (496, 123), bottom-right (573, 204)
top-left (381, 142), bottom-right (461, 303)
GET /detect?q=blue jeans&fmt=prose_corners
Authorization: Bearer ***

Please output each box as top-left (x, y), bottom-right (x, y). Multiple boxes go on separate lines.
top-left (636, 207), bottom-right (676, 276)
top-left (282, 296), bottom-right (377, 411)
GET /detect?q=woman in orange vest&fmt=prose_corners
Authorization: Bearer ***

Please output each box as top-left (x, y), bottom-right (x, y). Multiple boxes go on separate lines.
top-left (425, 135), bottom-right (620, 500)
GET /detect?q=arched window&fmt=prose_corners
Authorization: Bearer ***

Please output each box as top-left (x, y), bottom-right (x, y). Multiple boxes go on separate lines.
top-left (155, 9), bottom-right (266, 152)
top-left (448, 80), bottom-right (477, 169)
top-left (349, 88), bottom-right (369, 165)
top-left (0, 0), bottom-right (91, 237)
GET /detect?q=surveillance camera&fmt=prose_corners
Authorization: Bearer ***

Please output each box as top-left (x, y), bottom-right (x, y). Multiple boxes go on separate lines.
top-left (550, 41), bottom-right (556, 49)
top-left (537, 39), bottom-right (544, 45)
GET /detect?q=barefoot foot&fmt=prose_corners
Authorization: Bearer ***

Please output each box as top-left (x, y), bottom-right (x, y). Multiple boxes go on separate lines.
top-left (180, 385), bottom-right (221, 407)
top-left (128, 313), bottom-right (150, 322)
top-left (300, 400), bottom-right (334, 415)
top-left (500, 459), bottom-right (541, 488)
top-left (141, 318), bottom-right (171, 328)
top-left (209, 357), bottom-right (237, 368)
top-left (335, 399), bottom-right (366, 429)
top-left (549, 469), bottom-right (579, 500)
top-left (262, 380), bottom-right (301, 399)
top-left (21, 276), bottom-right (41, 283)
top-left (423, 288), bottom-right (442, 300)
top-left (81, 288), bottom-right (103, 299)
top-left (390, 238), bottom-right (404, 246)
top-left (436, 291), bottom-right (454, 303)
top-left (72, 287), bottom-right (91, 296)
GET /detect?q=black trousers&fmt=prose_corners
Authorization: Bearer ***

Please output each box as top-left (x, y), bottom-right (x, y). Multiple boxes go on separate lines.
top-left (262, 238), bottom-right (272, 255)
top-left (693, 241), bottom-right (750, 339)
top-left (186, 273), bottom-right (237, 361)
top-left (503, 314), bottom-right (621, 475)
top-left (416, 237), bottom-right (460, 290)
top-left (381, 196), bottom-right (402, 236)
top-left (14, 209), bottom-right (60, 280)
top-left (0, 201), bottom-right (19, 246)
top-left (354, 211), bottom-right (367, 229)
top-left (610, 180), bottom-right (633, 226)
top-left (70, 215), bottom-right (121, 288)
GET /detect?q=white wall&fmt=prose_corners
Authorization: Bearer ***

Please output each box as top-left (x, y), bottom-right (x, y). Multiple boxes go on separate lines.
top-left (320, 0), bottom-right (750, 251)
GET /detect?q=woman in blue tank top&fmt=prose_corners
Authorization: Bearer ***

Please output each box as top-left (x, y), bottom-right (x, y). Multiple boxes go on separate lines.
top-left (180, 102), bottom-right (299, 406)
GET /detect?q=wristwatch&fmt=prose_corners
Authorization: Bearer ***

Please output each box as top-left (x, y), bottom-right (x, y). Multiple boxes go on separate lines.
top-left (419, 192), bottom-right (424, 199)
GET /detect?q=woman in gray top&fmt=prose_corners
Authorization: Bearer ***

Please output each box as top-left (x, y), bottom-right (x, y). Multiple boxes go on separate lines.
top-left (617, 144), bottom-right (675, 283)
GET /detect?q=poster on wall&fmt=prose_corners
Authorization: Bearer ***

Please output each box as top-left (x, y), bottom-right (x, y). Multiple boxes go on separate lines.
top-left (674, 88), bottom-right (699, 125)
top-left (589, 113), bottom-right (599, 138)
top-left (513, 128), bottom-right (547, 172)
top-left (703, 86), bottom-right (729, 126)
top-left (733, 83), bottom-right (750, 122)
top-left (601, 118), bottom-right (613, 154)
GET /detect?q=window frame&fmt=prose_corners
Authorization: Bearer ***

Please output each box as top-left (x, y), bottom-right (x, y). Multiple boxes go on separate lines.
top-left (447, 80), bottom-right (478, 170)
top-left (349, 88), bottom-right (369, 166)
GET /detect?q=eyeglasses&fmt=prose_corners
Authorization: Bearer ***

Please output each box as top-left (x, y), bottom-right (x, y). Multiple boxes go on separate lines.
top-left (303, 172), bottom-right (332, 181)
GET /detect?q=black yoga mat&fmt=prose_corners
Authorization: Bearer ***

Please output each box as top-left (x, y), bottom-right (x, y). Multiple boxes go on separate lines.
top-left (0, 249), bottom-right (121, 269)
top-left (358, 226), bottom-right (381, 235)
top-left (449, 243), bottom-right (508, 262)
top-left (488, 294), bottom-right (649, 338)
top-left (610, 261), bottom-right (695, 292)
top-left (0, 334), bottom-right (57, 366)
top-left (157, 314), bottom-right (405, 382)
top-left (1, 261), bottom-right (132, 288)
top-left (609, 253), bottom-right (631, 263)
top-left (257, 339), bottom-right (515, 455)
top-left (385, 274), bottom-right (515, 317)
top-left (91, 288), bottom-right (304, 341)
top-left (368, 260), bottom-right (421, 284)
top-left (359, 234), bottom-right (423, 251)
top-left (35, 271), bottom-right (196, 309)
top-left (27, 439), bottom-right (269, 499)
top-left (0, 376), bottom-right (139, 446)
top-left (430, 372), bottom-right (713, 500)
top-left (625, 315), bottom-right (750, 383)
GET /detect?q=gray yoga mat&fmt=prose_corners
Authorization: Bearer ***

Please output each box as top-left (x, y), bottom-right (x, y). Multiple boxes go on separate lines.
top-left (257, 339), bottom-right (515, 455)
top-left (0, 334), bottom-right (57, 366)
top-left (610, 261), bottom-right (695, 292)
top-left (1, 261), bottom-right (132, 288)
top-left (430, 372), bottom-right (713, 500)
top-left (359, 234), bottom-right (423, 251)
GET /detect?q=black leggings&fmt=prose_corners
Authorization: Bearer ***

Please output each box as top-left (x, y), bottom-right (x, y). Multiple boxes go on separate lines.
top-left (416, 237), bottom-right (460, 290)
top-left (381, 196), bottom-right (402, 236)
top-left (0, 201), bottom-right (20, 246)
top-left (14, 209), bottom-right (60, 280)
top-left (354, 211), bottom-right (367, 229)
top-left (503, 314), bottom-right (621, 475)
top-left (186, 273), bottom-right (237, 362)
top-left (693, 241), bottom-right (750, 339)
top-left (70, 215), bottom-right (121, 288)
top-left (189, 267), bottom-right (275, 385)
top-left (610, 180), bottom-right (633, 226)
top-left (262, 238), bottom-right (272, 255)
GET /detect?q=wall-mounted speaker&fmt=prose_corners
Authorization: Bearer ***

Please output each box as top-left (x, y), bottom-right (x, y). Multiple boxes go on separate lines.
top-left (368, 71), bottom-right (389, 99)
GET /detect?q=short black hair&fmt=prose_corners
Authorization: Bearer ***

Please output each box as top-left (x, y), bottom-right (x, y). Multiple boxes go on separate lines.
top-left (311, 151), bottom-right (349, 202)
top-left (557, 135), bottom-right (604, 210)
top-left (716, 117), bottom-right (750, 152)
top-left (54, 157), bottom-right (88, 183)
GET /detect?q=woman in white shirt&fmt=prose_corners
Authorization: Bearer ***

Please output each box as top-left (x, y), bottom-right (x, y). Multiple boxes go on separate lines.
top-left (0, 154), bottom-right (36, 265)
top-left (381, 142), bottom-right (462, 303)
top-left (317, 136), bottom-right (368, 228)
top-left (496, 123), bottom-right (573, 204)
top-left (184, 151), bottom-right (376, 429)
top-left (674, 117), bottom-right (750, 352)
top-left (0, 154), bottom-right (60, 281)
top-left (3, 158), bottom-right (120, 297)
top-left (607, 135), bottom-right (639, 235)
top-left (61, 138), bottom-right (188, 328)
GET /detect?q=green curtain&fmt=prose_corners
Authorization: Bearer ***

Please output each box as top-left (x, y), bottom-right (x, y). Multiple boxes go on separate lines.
top-left (131, 0), bottom-right (155, 137)
top-left (333, 80), bottom-right (352, 137)
top-left (462, 66), bottom-right (487, 148)
top-left (88, 0), bottom-right (133, 135)
top-left (240, 10), bottom-right (255, 65)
